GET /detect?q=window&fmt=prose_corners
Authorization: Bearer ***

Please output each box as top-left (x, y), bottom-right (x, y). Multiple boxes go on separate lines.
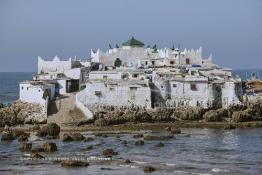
top-left (145, 61), bottom-right (148, 65)
top-left (170, 61), bottom-right (174, 64)
top-left (95, 91), bottom-right (102, 96)
top-left (186, 58), bottom-right (190, 64)
top-left (161, 85), bottom-right (164, 89)
top-left (21, 86), bottom-right (24, 90)
top-left (133, 74), bottom-right (138, 78)
top-left (114, 58), bottom-right (122, 67)
top-left (103, 75), bottom-right (108, 79)
top-left (190, 84), bottom-right (197, 91)
top-left (173, 84), bottom-right (177, 88)
top-left (152, 61), bottom-right (155, 65)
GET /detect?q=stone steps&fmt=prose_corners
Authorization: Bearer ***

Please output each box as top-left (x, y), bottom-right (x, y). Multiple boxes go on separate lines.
top-left (47, 93), bottom-right (86, 126)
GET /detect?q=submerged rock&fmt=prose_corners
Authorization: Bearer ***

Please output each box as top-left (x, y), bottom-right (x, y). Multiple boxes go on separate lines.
top-left (143, 166), bottom-right (156, 173)
top-left (42, 142), bottom-right (57, 152)
top-left (124, 159), bottom-right (132, 163)
top-left (80, 146), bottom-right (93, 151)
top-left (61, 160), bottom-right (89, 167)
top-left (135, 140), bottom-right (144, 146)
top-left (121, 140), bottom-right (128, 145)
top-left (102, 148), bottom-right (118, 157)
top-left (170, 128), bottom-right (181, 134)
top-left (133, 133), bottom-right (143, 138)
top-left (19, 142), bottom-right (32, 152)
top-left (31, 152), bottom-right (44, 159)
top-left (62, 132), bottom-right (84, 142)
top-left (143, 134), bottom-right (174, 141)
top-left (37, 123), bottom-right (60, 138)
top-left (155, 142), bottom-right (165, 147)
top-left (84, 137), bottom-right (95, 142)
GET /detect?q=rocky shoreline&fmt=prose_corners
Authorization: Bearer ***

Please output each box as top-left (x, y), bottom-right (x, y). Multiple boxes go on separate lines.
top-left (0, 99), bottom-right (262, 131)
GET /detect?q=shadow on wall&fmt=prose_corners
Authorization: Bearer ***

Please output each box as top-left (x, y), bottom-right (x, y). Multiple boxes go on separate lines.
top-left (150, 83), bottom-right (166, 108)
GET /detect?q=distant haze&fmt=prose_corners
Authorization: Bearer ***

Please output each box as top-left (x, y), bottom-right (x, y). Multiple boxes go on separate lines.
top-left (0, 0), bottom-right (261, 72)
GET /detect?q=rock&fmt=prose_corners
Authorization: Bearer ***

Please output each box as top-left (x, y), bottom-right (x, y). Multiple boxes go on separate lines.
top-left (77, 119), bottom-right (95, 126)
top-left (224, 124), bottom-right (236, 130)
top-left (1, 131), bottom-right (14, 141)
top-left (143, 134), bottom-right (174, 141)
top-left (170, 128), bottom-right (181, 134)
top-left (0, 103), bottom-right (4, 109)
top-left (121, 140), bottom-right (128, 145)
top-left (37, 123), bottom-right (60, 138)
top-left (42, 142), bottom-right (57, 152)
top-left (19, 142), bottom-right (32, 152)
top-left (135, 140), bottom-right (144, 146)
top-left (232, 110), bottom-right (253, 122)
top-left (62, 133), bottom-right (85, 142)
top-left (124, 159), bottom-right (132, 163)
top-left (102, 148), bottom-right (118, 157)
top-left (204, 109), bottom-right (228, 122)
top-left (94, 118), bottom-right (108, 126)
top-left (143, 166), bottom-right (156, 173)
top-left (84, 137), bottom-right (95, 142)
top-left (62, 133), bottom-right (74, 142)
top-left (133, 133), bottom-right (143, 138)
top-left (29, 125), bottom-right (40, 131)
top-left (31, 147), bottom-right (45, 152)
top-left (155, 142), bottom-right (165, 147)
top-left (61, 160), bottom-right (89, 167)
top-left (81, 146), bottom-right (93, 151)
top-left (31, 152), bottom-right (44, 159)
top-left (165, 127), bottom-right (171, 131)
top-left (18, 134), bottom-right (29, 142)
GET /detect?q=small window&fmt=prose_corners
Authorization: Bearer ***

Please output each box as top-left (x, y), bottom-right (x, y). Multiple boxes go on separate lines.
top-left (191, 84), bottom-right (197, 91)
top-left (95, 91), bottom-right (102, 96)
top-left (21, 86), bottom-right (24, 90)
top-left (145, 61), bottom-right (148, 65)
top-left (173, 84), bottom-right (177, 88)
top-left (152, 61), bottom-right (155, 65)
top-left (170, 61), bottom-right (174, 64)
top-left (161, 85), bottom-right (164, 89)
top-left (133, 74), bottom-right (138, 78)
top-left (38, 89), bottom-right (41, 92)
top-left (103, 75), bottom-right (108, 79)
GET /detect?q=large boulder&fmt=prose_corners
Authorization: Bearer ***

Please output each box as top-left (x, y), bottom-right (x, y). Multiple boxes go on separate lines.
top-left (204, 109), bottom-right (229, 122)
top-left (37, 123), bottom-right (60, 138)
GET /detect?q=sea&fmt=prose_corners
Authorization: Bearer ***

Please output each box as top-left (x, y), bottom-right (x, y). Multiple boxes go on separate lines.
top-left (0, 70), bottom-right (262, 175)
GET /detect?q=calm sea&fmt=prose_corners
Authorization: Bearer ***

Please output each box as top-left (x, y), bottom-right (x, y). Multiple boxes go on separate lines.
top-left (0, 69), bottom-right (261, 105)
top-left (0, 72), bottom-right (34, 105)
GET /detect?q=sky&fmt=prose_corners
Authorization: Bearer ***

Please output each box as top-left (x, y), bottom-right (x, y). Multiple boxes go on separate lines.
top-left (0, 0), bottom-right (261, 72)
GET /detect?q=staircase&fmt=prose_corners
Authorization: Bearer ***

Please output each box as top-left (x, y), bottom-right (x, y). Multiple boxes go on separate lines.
top-left (47, 93), bottom-right (86, 126)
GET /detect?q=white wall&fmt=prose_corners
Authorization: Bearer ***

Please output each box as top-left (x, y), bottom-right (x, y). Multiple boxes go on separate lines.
top-left (78, 81), bottom-right (152, 112)
top-left (38, 56), bottom-right (72, 74)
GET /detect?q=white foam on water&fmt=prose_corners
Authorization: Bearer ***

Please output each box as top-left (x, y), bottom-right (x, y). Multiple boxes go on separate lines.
top-left (132, 160), bottom-right (148, 164)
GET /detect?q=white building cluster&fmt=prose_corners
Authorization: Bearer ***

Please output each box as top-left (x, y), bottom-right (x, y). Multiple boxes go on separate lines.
top-left (19, 37), bottom-right (243, 119)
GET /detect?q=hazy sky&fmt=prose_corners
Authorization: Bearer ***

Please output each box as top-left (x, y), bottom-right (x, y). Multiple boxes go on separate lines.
top-left (0, 0), bottom-right (261, 72)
